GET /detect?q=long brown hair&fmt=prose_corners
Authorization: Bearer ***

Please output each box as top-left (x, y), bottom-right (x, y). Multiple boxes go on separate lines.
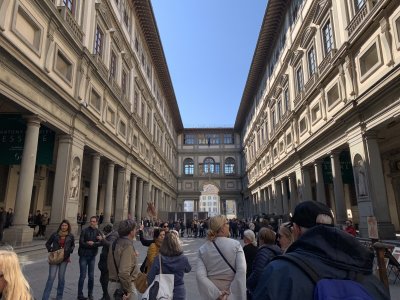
top-left (159, 230), bottom-right (183, 257)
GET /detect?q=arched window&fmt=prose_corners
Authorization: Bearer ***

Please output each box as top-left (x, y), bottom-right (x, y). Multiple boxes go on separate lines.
top-left (183, 158), bottom-right (194, 175)
top-left (204, 157), bottom-right (216, 174)
top-left (224, 157), bottom-right (235, 175)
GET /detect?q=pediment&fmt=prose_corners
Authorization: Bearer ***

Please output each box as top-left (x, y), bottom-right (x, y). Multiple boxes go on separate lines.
top-left (300, 27), bottom-right (317, 49)
top-left (313, 0), bottom-right (332, 25)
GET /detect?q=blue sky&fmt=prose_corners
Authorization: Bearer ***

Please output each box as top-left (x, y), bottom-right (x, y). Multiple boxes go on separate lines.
top-left (151, 0), bottom-right (268, 128)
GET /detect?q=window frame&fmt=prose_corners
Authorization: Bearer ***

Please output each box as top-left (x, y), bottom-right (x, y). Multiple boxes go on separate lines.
top-left (183, 158), bottom-right (194, 175)
top-left (322, 19), bottom-right (334, 56)
top-left (307, 46), bottom-right (317, 77)
top-left (94, 24), bottom-right (104, 57)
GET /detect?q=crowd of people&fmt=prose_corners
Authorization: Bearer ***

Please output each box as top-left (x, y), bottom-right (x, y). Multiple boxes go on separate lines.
top-left (0, 200), bottom-right (392, 300)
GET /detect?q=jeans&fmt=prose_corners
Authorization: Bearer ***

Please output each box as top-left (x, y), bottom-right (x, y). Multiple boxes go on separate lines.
top-left (42, 261), bottom-right (68, 300)
top-left (78, 255), bottom-right (96, 297)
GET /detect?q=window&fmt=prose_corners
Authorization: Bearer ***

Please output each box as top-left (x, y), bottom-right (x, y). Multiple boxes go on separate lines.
top-left (299, 117), bottom-right (307, 134)
top-left (224, 134), bottom-right (234, 144)
top-left (55, 49), bottom-right (73, 83)
top-left (296, 66), bottom-right (304, 93)
top-left (322, 20), bottom-right (333, 55)
top-left (277, 100), bottom-right (282, 121)
top-left (204, 157), bottom-right (216, 174)
top-left (286, 133), bottom-right (292, 145)
top-left (107, 107), bottom-right (116, 125)
top-left (63, 0), bottom-right (74, 14)
top-left (359, 42), bottom-right (380, 77)
top-left (271, 110), bottom-right (276, 128)
top-left (90, 88), bottom-right (101, 111)
top-left (123, 10), bottom-right (129, 27)
top-left (354, 0), bottom-right (366, 12)
top-left (94, 25), bottom-right (104, 57)
top-left (308, 47), bottom-right (316, 76)
top-left (396, 17), bottom-right (400, 45)
top-left (141, 101), bottom-right (145, 118)
top-left (184, 134), bottom-right (195, 144)
top-left (119, 121), bottom-right (126, 137)
top-left (183, 158), bottom-right (194, 175)
top-left (327, 83), bottom-right (340, 107)
top-left (284, 88), bottom-right (290, 112)
top-left (133, 90), bottom-right (138, 112)
top-left (224, 157), bottom-right (235, 175)
top-left (121, 70), bottom-right (128, 96)
top-left (110, 50), bottom-right (117, 80)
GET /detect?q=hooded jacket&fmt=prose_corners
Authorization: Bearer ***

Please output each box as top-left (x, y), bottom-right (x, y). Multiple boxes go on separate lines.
top-left (253, 225), bottom-right (390, 300)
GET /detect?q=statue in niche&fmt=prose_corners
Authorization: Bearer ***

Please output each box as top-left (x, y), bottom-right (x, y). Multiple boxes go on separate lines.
top-left (70, 162), bottom-right (81, 199)
top-left (356, 160), bottom-right (367, 196)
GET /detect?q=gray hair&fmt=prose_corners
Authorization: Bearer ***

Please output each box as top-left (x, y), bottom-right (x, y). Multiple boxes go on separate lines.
top-left (244, 230), bottom-right (257, 246)
top-left (117, 219), bottom-right (136, 237)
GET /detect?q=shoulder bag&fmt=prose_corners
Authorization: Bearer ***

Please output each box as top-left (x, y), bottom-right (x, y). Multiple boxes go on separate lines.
top-left (212, 240), bottom-right (236, 273)
top-left (141, 255), bottom-right (174, 300)
top-left (48, 248), bottom-right (64, 265)
top-left (111, 240), bottom-right (126, 300)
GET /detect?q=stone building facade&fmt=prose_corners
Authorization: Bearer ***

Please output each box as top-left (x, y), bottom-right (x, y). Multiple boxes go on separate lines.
top-left (0, 0), bottom-right (181, 244)
top-left (235, 0), bottom-right (400, 239)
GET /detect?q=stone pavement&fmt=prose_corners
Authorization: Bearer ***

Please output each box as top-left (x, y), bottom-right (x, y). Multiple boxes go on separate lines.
top-left (14, 237), bottom-right (400, 299)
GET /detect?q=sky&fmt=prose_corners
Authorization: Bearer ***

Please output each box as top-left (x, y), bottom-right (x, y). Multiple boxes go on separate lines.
top-left (151, 0), bottom-right (268, 128)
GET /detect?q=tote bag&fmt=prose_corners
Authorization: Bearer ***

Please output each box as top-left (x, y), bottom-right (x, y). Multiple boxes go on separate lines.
top-left (141, 255), bottom-right (174, 300)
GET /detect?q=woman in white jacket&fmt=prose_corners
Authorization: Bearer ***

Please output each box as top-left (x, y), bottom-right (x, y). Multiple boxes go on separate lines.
top-left (196, 215), bottom-right (246, 300)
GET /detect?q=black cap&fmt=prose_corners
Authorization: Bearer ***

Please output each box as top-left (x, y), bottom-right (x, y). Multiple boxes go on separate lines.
top-left (291, 201), bottom-right (334, 228)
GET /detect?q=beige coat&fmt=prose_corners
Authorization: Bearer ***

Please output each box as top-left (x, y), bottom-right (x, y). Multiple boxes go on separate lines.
top-left (107, 237), bottom-right (139, 293)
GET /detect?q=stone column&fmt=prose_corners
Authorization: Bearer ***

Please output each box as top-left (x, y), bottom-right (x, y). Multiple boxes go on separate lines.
top-left (267, 185), bottom-right (273, 214)
top-left (155, 187), bottom-right (159, 213)
top-left (143, 182), bottom-right (150, 218)
top-left (275, 181), bottom-right (283, 215)
top-left (364, 134), bottom-right (395, 238)
top-left (87, 153), bottom-right (101, 218)
top-left (314, 160), bottom-right (327, 204)
top-left (288, 175), bottom-right (297, 213)
top-left (331, 152), bottom-right (347, 224)
top-left (104, 162), bottom-right (115, 223)
top-left (136, 179), bottom-right (144, 222)
top-left (114, 167), bottom-right (128, 222)
top-left (257, 190), bottom-right (262, 213)
top-left (129, 174), bottom-right (137, 218)
top-left (302, 167), bottom-right (313, 201)
top-left (281, 179), bottom-right (289, 214)
top-left (8, 117), bottom-right (40, 244)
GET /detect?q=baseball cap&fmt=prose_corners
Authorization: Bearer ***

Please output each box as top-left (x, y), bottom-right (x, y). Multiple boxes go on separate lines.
top-left (291, 201), bottom-right (334, 228)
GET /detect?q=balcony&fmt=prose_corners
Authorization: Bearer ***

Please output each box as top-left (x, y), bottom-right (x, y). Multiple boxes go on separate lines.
top-left (304, 73), bottom-right (317, 95)
top-left (346, 0), bottom-right (378, 37)
top-left (91, 54), bottom-right (108, 79)
top-left (58, 6), bottom-right (84, 43)
top-left (293, 90), bottom-right (304, 107)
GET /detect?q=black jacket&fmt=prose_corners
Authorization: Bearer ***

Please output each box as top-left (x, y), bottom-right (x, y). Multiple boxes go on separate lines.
top-left (253, 225), bottom-right (390, 300)
top-left (243, 243), bottom-right (258, 278)
top-left (46, 232), bottom-right (75, 261)
top-left (78, 226), bottom-right (103, 257)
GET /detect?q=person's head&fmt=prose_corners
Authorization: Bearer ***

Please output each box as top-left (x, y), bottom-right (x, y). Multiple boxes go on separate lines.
top-left (345, 220), bottom-right (353, 227)
top-left (291, 201), bottom-right (334, 240)
top-left (36, 210), bottom-right (40, 214)
top-left (243, 230), bottom-right (257, 246)
top-left (207, 215), bottom-right (229, 240)
top-left (102, 223), bottom-right (113, 235)
top-left (118, 219), bottom-right (137, 239)
top-left (57, 219), bottom-right (71, 234)
top-left (0, 207), bottom-right (3, 212)
top-left (153, 228), bottom-right (166, 244)
top-left (258, 227), bottom-right (276, 246)
top-left (0, 250), bottom-right (32, 300)
top-left (8, 208), bottom-right (12, 212)
top-left (160, 230), bottom-right (183, 257)
top-left (162, 222), bottom-right (169, 231)
top-left (89, 216), bottom-right (98, 228)
top-left (278, 222), bottom-right (294, 251)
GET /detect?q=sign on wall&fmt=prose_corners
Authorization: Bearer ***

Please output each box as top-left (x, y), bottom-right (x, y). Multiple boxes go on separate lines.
top-left (0, 115), bottom-right (55, 165)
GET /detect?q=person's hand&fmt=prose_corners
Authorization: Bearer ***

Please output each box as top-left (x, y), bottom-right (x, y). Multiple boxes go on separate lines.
top-left (87, 241), bottom-right (94, 246)
top-left (217, 290), bottom-right (229, 300)
top-left (97, 235), bottom-right (103, 240)
top-left (123, 293), bottom-right (131, 300)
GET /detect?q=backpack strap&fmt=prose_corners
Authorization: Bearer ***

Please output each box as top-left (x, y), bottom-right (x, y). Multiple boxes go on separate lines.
top-left (275, 254), bottom-right (320, 284)
top-left (112, 240), bottom-right (120, 282)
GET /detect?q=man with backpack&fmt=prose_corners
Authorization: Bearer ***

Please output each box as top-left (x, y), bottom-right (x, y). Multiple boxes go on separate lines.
top-left (253, 201), bottom-right (390, 300)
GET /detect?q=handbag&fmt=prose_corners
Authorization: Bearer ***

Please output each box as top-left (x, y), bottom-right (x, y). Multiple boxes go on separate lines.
top-left (134, 271), bottom-right (148, 294)
top-left (141, 255), bottom-right (174, 300)
top-left (48, 248), bottom-right (64, 265)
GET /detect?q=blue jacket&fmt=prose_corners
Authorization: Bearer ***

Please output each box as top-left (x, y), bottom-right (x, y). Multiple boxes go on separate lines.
top-left (247, 244), bottom-right (282, 293)
top-left (253, 225), bottom-right (390, 300)
top-left (147, 254), bottom-right (191, 300)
